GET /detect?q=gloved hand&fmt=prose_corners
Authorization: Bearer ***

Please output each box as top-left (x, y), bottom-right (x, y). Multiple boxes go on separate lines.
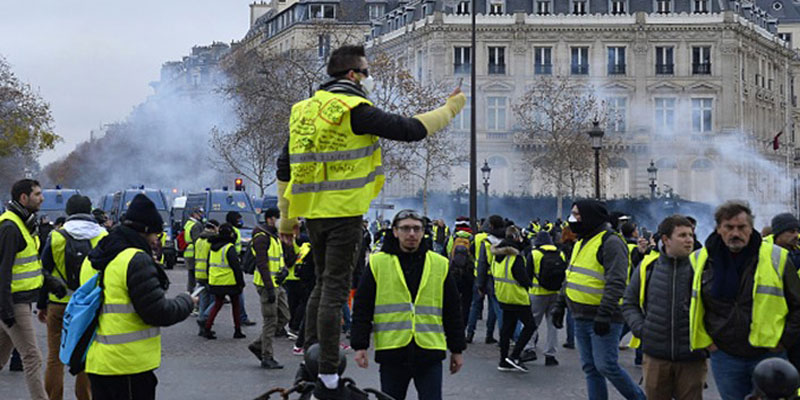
top-left (551, 307), bottom-right (565, 329)
top-left (274, 268), bottom-right (289, 286)
top-left (2, 317), bottom-right (15, 328)
top-left (593, 320), bottom-right (610, 336)
top-left (52, 283), bottom-right (67, 299)
top-left (267, 290), bottom-right (276, 304)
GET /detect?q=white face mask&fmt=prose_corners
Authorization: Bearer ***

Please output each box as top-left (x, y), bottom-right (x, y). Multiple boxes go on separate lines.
top-left (568, 215), bottom-right (578, 223)
top-left (360, 75), bottom-right (375, 95)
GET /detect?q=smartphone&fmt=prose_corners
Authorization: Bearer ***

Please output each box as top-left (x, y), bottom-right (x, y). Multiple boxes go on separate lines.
top-left (642, 228), bottom-right (652, 241)
top-left (457, 77), bottom-right (463, 89)
top-left (191, 286), bottom-right (205, 298)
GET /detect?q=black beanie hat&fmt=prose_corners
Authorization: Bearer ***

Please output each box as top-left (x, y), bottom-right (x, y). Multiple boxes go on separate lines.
top-left (771, 213), bottom-right (800, 237)
top-left (263, 207), bottom-right (280, 219)
top-left (66, 195), bottom-right (92, 216)
top-left (123, 194), bottom-right (163, 234)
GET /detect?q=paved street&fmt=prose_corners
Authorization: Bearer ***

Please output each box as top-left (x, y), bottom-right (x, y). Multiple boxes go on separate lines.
top-left (0, 265), bottom-right (721, 399)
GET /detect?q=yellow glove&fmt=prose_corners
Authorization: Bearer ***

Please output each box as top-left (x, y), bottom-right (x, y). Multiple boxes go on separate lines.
top-left (276, 180), bottom-right (298, 234)
top-left (413, 93), bottom-right (467, 136)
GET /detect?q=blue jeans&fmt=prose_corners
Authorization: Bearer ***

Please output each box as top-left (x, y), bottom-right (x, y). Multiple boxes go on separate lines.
top-left (565, 309), bottom-right (575, 345)
top-left (575, 319), bottom-right (645, 400)
top-left (466, 283), bottom-right (498, 337)
top-left (197, 283), bottom-right (214, 322)
top-left (341, 302), bottom-right (351, 332)
top-left (710, 349), bottom-right (784, 400)
top-left (380, 361), bottom-right (443, 400)
top-left (240, 292), bottom-right (250, 322)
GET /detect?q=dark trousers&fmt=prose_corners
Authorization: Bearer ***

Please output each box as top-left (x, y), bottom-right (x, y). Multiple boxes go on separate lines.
top-left (499, 306), bottom-right (536, 360)
top-left (205, 294), bottom-right (242, 331)
top-left (456, 275), bottom-right (474, 326)
top-left (379, 361), bottom-right (443, 400)
top-left (285, 280), bottom-right (305, 332)
top-left (88, 371), bottom-right (157, 400)
top-left (304, 216), bottom-right (363, 375)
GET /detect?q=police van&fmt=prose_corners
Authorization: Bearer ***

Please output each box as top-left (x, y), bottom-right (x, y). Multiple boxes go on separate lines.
top-left (183, 188), bottom-right (258, 254)
top-left (107, 187), bottom-right (175, 267)
top-left (40, 187), bottom-right (82, 222)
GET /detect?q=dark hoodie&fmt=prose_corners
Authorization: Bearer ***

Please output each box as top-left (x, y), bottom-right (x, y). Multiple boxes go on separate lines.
top-left (490, 238), bottom-right (533, 311)
top-left (554, 200), bottom-right (629, 324)
top-left (700, 231), bottom-right (800, 357)
top-left (88, 225), bottom-right (192, 327)
top-left (350, 233), bottom-right (466, 366)
top-left (251, 223), bottom-right (278, 294)
top-left (208, 234), bottom-right (244, 296)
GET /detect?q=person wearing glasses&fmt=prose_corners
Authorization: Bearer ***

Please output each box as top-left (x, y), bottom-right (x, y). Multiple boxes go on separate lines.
top-left (351, 210), bottom-right (465, 400)
top-left (275, 44), bottom-right (466, 400)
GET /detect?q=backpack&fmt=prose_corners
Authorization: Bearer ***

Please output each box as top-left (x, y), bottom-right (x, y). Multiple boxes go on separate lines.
top-left (57, 230), bottom-right (92, 290)
top-left (60, 271), bottom-right (104, 375)
top-left (535, 248), bottom-right (568, 291)
top-left (449, 234), bottom-right (473, 280)
top-left (176, 231), bottom-right (188, 252)
top-left (241, 232), bottom-right (266, 275)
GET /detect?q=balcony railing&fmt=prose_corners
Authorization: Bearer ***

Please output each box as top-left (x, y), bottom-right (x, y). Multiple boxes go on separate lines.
top-left (454, 64), bottom-right (471, 74)
top-left (534, 64), bottom-right (552, 75)
top-left (655, 64), bottom-right (674, 74)
top-left (607, 64), bottom-right (626, 75)
top-left (692, 63), bottom-right (711, 75)
top-left (571, 64), bottom-right (589, 75)
top-left (488, 64), bottom-right (506, 75)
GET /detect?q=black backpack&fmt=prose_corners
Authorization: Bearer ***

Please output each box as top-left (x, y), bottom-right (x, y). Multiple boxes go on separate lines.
top-left (535, 247), bottom-right (567, 291)
top-left (241, 239), bottom-right (257, 275)
top-left (57, 230), bottom-right (92, 290)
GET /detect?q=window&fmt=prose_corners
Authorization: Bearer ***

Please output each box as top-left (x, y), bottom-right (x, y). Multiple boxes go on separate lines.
top-left (317, 34), bottom-right (330, 58)
top-left (656, 0), bottom-right (671, 13)
top-left (692, 46), bottom-right (711, 75)
top-left (607, 47), bottom-right (626, 75)
top-left (572, 0), bottom-right (587, 14)
top-left (692, 0), bottom-right (709, 13)
top-left (534, 47), bottom-right (552, 75)
top-left (606, 97), bottom-right (626, 132)
top-left (309, 4), bottom-right (335, 19)
top-left (488, 47), bottom-right (506, 75)
top-left (691, 98), bottom-right (713, 132)
top-left (456, 1), bottom-right (470, 15)
top-left (536, 0), bottom-right (552, 15)
top-left (779, 33), bottom-right (793, 47)
top-left (654, 97), bottom-right (676, 133)
top-left (368, 4), bottom-right (384, 19)
top-left (610, 0), bottom-right (626, 14)
top-left (489, 1), bottom-right (504, 15)
top-left (487, 96), bottom-right (507, 131)
top-left (454, 47), bottom-right (471, 74)
top-left (416, 50), bottom-right (425, 81)
top-left (571, 47), bottom-right (589, 75)
top-left (655, 46), bottom-right (674, 74)
top-left (452, 96), bottom-right (471, 130)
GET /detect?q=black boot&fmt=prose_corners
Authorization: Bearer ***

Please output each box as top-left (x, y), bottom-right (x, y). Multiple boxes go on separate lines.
top-left (466, 331), bottom-right (474, 344)
top-left (204, 328), bottom-right (217, 340)
top-left (234, 329), bottom-right (246, 339)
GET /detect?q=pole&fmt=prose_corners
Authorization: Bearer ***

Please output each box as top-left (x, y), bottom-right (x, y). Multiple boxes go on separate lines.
top-left (468, 0), bottom-right (478, 232)
top-left (594, 148), bottom-right (601, 200)
top-left (483, 182), bottom-right (489, 217)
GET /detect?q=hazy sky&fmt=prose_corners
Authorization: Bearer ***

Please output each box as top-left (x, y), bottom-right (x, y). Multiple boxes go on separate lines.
top-left (0, 0), bottom-right (256, 165)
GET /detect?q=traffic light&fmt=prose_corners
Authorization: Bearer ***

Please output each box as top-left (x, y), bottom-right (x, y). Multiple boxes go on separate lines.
top-left (234, 178), bottom-right (244, 191)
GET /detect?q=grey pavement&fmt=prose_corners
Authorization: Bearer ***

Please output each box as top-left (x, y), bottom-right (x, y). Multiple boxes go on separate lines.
top-left (0, 265), bottom-right (721, 399)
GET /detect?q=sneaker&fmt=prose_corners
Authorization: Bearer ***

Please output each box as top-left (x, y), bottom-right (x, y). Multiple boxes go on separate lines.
top-left (260, 358), bottom-right (284, 369)
top-left (248, 343), bottom-right (263, 361)
top-left (497, 359), bottom-right (516, 372)
top-left (287, 330), bottom-right (299, 341)
top-left (275, 327), bottom-right (288, 338)
top-left (241, 320), bottom-right (257, 326)
top-left (545, 356), bottom-right (559, 366)
top-left (204, 330), bottom-right (217, 340)
top-left (466, 331), bottom-right (474, 344)
top-left (339, 342), bottom-right (351, 351)
top-left (485, 336), bottom-right (498, 344)
top-left (311, 377), bottom-right (348, 400)
top-left (190, 310), bottom-right (199, 317)
top-left (234, 330), bottom-right (247, 339)
top-left (519, 348), bottom-right (537, 363)
top-left (292, 346), bottom-right (304, 356)
top-left (563, 342), bottom-right (575, 349)
top-left (504, 357), bottom-right (529, 372)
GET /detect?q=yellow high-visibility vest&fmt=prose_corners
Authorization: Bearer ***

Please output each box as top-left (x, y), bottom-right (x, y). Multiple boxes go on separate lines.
top-left (628, 251), bottom-right (661, 349)
top-left (285, 241), bottom-right (306, 282)
top-left (284, 90), bottom-right (384, 219)
top-left (194, 237), bottom-right (211, 281)
top-left (0, 211), bottom-right (43, 294)
top-left (371, 251), bottom-right (447, 351)
top-left (473, 232), bottom-right (488, 277)
top-left (86, 248), bottom-right (161, 375)
top-left (254, 232), bottom-right (285, 287)
top-left (209, 243), bottom-right (236, 287)
top-left (565, 231), bottom-right (608, 306)
top-left (688, 242), bottom-right (788, 350)
top-left (183, 220), bottom-right (197, 258)
top-left (48, 229), bottom-right (106, 303)
top-left (492, 254), bottom-right (530, 306)
top-left (529, 245), bottom-right (565, 296)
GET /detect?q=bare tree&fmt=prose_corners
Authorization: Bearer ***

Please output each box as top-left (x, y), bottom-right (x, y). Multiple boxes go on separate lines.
top-left (513, 76), bottom-right (611, 218)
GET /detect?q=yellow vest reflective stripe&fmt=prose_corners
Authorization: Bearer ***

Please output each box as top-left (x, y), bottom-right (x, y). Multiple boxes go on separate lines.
top-left (48, 229), bottom-right (107, 304)
top-left (492, 254), bottom-right (530, 306)
top-left (565, 231), bottom-right (607, 306)
top-left (0, 211), bottom-right (43, 294)
top-left (183, 220), bottom-right (197, 257)
top-left (254, 233), bottom-right (285, 287)
top-left (86, 248), bottom-right (161, 375)
top-left (209, 243), bottom-right (236, 286)
top-left (158, 233), bottom-right (166, 264)
top-left (529, 245), bottom-right (564, 296)
top-left (371, 251), bottom-right (448, 351)
top-left (285, 241), bottom-right (304, 282)
top-left (688, 242), bottom-right (788, 350)
top-left (628, 251), bottom-right (661, 349)
top-left (194, 238), bottom-right (211, 281)
top-left (285, 90), bottom-right (384, 219)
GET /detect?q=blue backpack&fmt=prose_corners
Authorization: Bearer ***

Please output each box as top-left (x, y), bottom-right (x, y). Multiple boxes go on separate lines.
top-left (60, 271), bottom-right (104, 375)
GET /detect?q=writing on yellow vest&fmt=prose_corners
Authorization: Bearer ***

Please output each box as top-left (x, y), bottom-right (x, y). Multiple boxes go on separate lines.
top-left (370, 251), bottom-right (448, 351)
top-left (0, 211), bottom-right (43, 294)
top-left (285, 90), bottom-right (384, 219)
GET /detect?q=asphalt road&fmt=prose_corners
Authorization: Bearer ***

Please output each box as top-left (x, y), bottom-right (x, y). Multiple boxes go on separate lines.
top-left (0, 265), bottom-right (722, 399)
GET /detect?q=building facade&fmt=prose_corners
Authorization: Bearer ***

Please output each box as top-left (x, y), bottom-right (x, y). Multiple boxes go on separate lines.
top-left (366, 0), bottom-right (800, 215)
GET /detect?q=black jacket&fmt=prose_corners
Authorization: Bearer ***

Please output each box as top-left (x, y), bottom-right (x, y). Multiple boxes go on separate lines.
top-left (350, 235), bottom-right (466, 366)
top-left (208, 235), bottom-right (244, 296)
top-left (252, 224), bottom-right (277, 294)
top-left (490, 239), bottom-right (533, 311)
top-left (700, 232), bottom-right (800, 357)
top-left (622, 252), bottom-right (706, 362)
top-left (87, 225), bottom-right (193, 327)
top-left (276, 80), bottom-right (428, 182)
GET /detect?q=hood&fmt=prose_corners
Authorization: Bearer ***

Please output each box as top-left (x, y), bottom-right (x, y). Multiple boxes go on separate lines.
top-left (254, 223), bottom-right (278, 237)
top-left (490, 238), bottom-right (524, 262)
top-left (63, 214), bottom-right (106, 240)
top-left (210, 233), bottom-right (236, 251)
top-left (572, 200), bottom-right (610, 238)
top-left (534, 231), bottom-right (553, 247)
top-left (88, 225), bottom-right (152, 272)
top-left (486, 224), bottom-right (507, 242)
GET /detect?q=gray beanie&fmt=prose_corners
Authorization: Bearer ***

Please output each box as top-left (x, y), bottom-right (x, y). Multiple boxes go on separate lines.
top-left (771, 213), bottom-right (800, 237)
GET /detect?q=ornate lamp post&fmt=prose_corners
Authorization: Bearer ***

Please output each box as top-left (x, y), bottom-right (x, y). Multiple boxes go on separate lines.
top-left (587, 121), bottom-right (605, 200)
top-left (481, 160), bottom-right (491, 217)
top-left (647, 160), bottom-right (658, 199)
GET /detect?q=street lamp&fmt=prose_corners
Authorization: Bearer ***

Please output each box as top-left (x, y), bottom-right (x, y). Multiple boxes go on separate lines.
top-left (587, 121), bottom-right (605, 200)
top-left (647, 160), bottom-right (658, 199)
top-left (481, 160), bottom-right (491, 217)
top-left (468, 0), bottom-right (478, 233)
